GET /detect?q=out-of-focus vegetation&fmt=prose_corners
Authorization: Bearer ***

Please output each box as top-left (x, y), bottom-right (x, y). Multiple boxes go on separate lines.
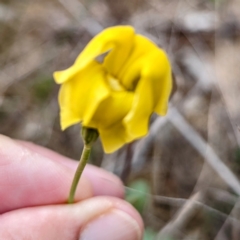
top-left (1, 0), bottom-right (240, 239)
top-left (126, 179), bottom-right (150, 214)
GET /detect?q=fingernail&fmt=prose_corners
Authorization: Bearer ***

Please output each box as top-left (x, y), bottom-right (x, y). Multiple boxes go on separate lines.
top-left (79, 209), bottom-right (142, 240)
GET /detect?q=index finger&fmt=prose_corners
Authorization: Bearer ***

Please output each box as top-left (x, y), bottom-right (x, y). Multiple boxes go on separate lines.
top-left (0, 135), bottom-right (124, 214)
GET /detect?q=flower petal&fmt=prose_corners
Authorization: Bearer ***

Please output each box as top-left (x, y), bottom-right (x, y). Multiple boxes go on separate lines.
top-left (99, 124), bottom-right (131, 153)
top-left (123, 76), bottom-right (153, 138)
top-left (86, 91), bottom-right (134, 129)
top-left (87, 91), bottom-right (134, 153)
top-left (75, 26), bottom-right (135, 77)
top-left (58, 61), bottom-right (110, 130)
top-left (119, 35), bottom-right (160, 90)
top-left (54, 26), bottom-right (135, 84)
top-left (54, 65), bottom-right (80, 84)
top-left (123, 50), bottom-right (172, 138)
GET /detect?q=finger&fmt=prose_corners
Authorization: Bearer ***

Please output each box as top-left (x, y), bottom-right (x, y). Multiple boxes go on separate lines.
top-left (17, 140), bottom-right (124, 197)
top-left (16, 140), bottom-right (81, 168)
top-left (0, 135), bottom-right (123, 213)
top-left (0, 196), bottom-right (143, 240)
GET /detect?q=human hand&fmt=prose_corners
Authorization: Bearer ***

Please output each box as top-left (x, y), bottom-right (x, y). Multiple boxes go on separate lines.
top-left (0, 135), bottom-right (143, 240)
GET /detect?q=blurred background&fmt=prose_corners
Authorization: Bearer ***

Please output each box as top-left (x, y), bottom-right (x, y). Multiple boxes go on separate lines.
top-left (1, 0), bottom-right (240, 239)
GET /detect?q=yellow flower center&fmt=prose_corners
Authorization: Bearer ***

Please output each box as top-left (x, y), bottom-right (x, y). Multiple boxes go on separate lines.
top-left (106, 74), bottom-right (125, 92)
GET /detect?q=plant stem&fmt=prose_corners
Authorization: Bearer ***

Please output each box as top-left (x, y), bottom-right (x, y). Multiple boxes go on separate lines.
top-left (68, 145), bottom-right (91, 204)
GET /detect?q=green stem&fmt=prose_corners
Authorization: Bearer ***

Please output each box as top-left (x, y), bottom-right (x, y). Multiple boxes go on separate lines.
top-left (68, 145), bottom-right (91, 204)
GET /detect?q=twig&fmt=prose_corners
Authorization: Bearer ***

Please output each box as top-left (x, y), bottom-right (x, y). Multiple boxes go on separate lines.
top-left (231, 201), bottom-right (240, 240)
top-left (132, 116), bottom-right (168, 172)
top-left (57, 0), bottom-right (103, 36)
top-left (157, 191), bottom-right (240, 240)
top-left (154, 188), bottom-right (239, 221)
top-left (133, 105), bottom-right (240, 196)
top-left (214, 201), bottom-right (240, 240)
top-left (120, 143), bottom-right (133, 184)
top-left (167, 107), bottom-right (240, 196)
top-left (157, 192), bottom-right (204, 239)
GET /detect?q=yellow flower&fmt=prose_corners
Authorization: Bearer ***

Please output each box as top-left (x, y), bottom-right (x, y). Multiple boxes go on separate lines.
top-left (54, 26), bottom-right (172, 153)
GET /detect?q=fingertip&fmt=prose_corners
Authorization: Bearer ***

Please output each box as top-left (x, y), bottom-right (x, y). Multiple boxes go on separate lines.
top-left (83, 164), bottom-right (125, 199)
top-left (79, 197), bottom-right (144, 240)
top-left (110, 196), bottom-right (144, 233)
top-left (0, 196), bottom-right (143, 240)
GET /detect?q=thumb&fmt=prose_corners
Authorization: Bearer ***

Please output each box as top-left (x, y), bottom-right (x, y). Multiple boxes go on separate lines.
top-left (0, 196), bottom-right (143, 240)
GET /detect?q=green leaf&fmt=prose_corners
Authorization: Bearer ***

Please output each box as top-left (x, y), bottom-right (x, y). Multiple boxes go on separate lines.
top-left (143, 228), bottom-right (158, 240)
top-left (125, 179), bottom-right (150, 214)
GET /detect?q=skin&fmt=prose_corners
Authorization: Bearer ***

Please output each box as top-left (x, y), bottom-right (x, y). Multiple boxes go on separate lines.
top-left (0, 134), bottom-right (143, 240)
